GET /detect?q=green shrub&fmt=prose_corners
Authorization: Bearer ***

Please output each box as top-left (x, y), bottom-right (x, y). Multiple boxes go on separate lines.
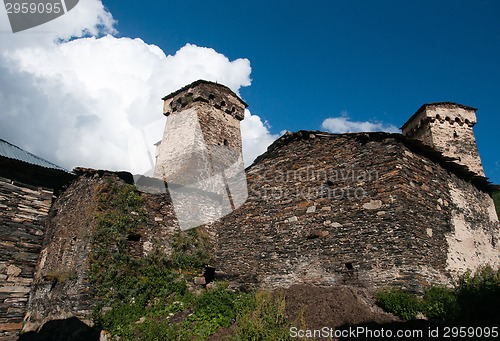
top-left (232, 290), bottom-right (293, 340)
top-left (422, 286), bottom-right (458, 320)
top-left (493, 191), bottom-right (500, 219)
top-left (171, 228), bottom-right (211, 271)
top-left (376, 288), bottom-right (421, 320)
top-left (455, 266), bottom-right (500, 324)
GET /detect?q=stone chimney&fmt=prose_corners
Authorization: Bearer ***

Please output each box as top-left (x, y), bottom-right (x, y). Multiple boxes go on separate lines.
top-left (401, 102), bottom-right (485, 177)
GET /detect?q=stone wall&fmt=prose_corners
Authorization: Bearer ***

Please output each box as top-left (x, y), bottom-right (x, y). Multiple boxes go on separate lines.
top-left (17, 132), bottom-right (500, 332)
top-left (0, 177), bottom-right (53, 340)
top-left (24, 171), bottom-right (180, 332)
top-left (445, 177), bottom-right (500, 274)
top-left (212, 131), bottom-right (499, 293)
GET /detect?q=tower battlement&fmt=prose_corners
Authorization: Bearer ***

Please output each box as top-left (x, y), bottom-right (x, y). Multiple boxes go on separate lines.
top-left (402, 102), bottom-right (485, 176)
top-left (162, 80), bottom-right (247, 120)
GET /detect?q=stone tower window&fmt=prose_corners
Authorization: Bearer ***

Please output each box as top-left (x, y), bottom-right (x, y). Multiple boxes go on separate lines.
top-left (224, 139), bottom-right (229, 146)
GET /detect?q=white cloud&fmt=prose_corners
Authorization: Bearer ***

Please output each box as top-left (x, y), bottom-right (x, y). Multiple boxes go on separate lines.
top-left (321, 112), bottom-right (400, 134)
top-left (0, 0), bottom-right (274, 172)
top-left (241, 109), bottom-right (280, 165)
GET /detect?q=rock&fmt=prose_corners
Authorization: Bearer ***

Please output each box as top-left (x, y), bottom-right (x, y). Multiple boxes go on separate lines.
top-left (100, 330), bottom-right (112, 341)
top-left (362, 200), bottom-right (383, 210)
top-left (134, 317), bottom-right (146, 324)
top-left (6, 265), bottom-right (22, 277)
top-left (101, 306), bottom-right (113, 314)
top-left (194, 277), bottom-right (206, 285)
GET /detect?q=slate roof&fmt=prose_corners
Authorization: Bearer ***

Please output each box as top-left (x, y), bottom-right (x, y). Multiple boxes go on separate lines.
top-left (252, 130), bottom-right (495, 193)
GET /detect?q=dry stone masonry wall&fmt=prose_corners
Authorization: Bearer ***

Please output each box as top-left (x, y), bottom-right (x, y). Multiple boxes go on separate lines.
top-left (0, 177), bottom-right (53, 340)
top-left (1, 79), bottom-right (498, 336)
top-left (24, 170), bottom-right (181, 332)
top-left (212, 131), bottom-right (499, 293)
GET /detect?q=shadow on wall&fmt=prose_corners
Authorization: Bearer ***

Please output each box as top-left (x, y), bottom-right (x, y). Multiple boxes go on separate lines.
top-left (18, 317), bottom-right (99, 341)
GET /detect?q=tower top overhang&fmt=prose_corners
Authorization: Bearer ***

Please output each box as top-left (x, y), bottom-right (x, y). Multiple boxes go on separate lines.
top-left (161, 80), bottom-right (247, 121)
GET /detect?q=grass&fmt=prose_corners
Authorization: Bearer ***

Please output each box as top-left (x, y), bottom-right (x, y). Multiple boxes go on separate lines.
top-left (376, 266), bottom-right (500, 324)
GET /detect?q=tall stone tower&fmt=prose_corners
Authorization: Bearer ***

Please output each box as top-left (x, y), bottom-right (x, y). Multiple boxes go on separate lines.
top-left (401, 102), bottom-right (485, 176)
top-left (154, 80), bottom-right (248, 230)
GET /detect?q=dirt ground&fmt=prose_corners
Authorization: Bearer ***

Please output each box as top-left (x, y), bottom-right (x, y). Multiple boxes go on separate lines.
top-left (209, 284), bottom-right (400, 340)
top-left (284, 284), bottom-right (397, 329)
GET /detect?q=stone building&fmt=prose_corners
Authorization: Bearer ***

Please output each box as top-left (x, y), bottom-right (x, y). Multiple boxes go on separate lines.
top-left (152, 81), bottom-right (498, 292)
top-left (154, 80), bottom-right (247, 181)
top-left (1, 80), bottom-right (499, 337)
top-left (212, 130), bottom-right (498, 291)
top-left (153, 80), bottom-right (248, 230)
top-left (0, 140), bottom-right (73, 340)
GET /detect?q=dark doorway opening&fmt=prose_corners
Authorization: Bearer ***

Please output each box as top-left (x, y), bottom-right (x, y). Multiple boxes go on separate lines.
top-left (127, 233), bottom-right (141, 242)
top-left (204, 266), bottom-right (216, 284)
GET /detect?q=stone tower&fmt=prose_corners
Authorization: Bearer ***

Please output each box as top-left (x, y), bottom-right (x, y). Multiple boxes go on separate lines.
top-left (153, 80), bottom-right (248, 230)
top-left (401, 102), bottom-right (485, 176)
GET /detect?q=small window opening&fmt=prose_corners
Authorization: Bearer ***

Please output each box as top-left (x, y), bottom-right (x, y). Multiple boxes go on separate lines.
top-left (127, 233), bottom-right (141, 242)
top-left (326, 180), bottom-right (334, 187)
top-left (453, 130), bottom-right (459, 138)
top-left (223, 139), bottom-right (229, 146)
top-left (220, 100), bottom-right (226, 107)
top-left (208, 94), bottom-right (215, 100)
top-left (204, 266), bottom-right (215, 284)
top-left (345, 262), bottom-right (353, 270)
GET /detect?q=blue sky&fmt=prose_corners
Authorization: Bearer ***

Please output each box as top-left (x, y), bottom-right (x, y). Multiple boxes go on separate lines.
top-left (103, 0), bottom-right (500, 182)
top-left (0, 0), bottom-right (498, 183)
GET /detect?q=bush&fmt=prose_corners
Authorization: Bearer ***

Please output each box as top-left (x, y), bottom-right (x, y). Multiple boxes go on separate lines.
top-left (422, 286), bottom-right (458, 320)
top-left (493, 191), bottom-right (500, 219)
top-left (376, 288), bottom-right (421, 320)
top-left (232, 290), bottom-right (293, 341)
top-left (455, 266), bottom-right (500, 324)
top-left (376, 267), bottom-right (500, 324)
